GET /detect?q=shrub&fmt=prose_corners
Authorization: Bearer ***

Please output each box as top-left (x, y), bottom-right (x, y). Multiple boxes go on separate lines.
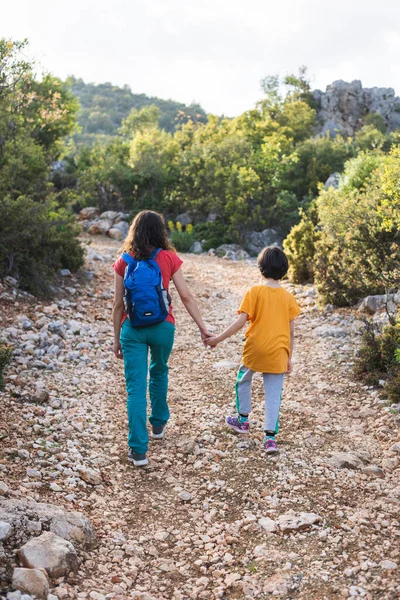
top-left (0, 342), bottom-right (13, 390)
top-left (283, 203), bottom-right (319, 283)
top-left (0, 195), bottom-right (84, 295)
top-left (193, 221), bottom-right (233, 251)
top-left (169, 221), bottom-right (195, 252)
top-left (355, 314), bottom-right (400, 403)
top-left (314, 148), bottom-right (400, 306)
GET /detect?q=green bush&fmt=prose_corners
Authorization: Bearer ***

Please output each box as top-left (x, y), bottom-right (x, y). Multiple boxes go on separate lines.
top-left (355, 315), bottom-right (400, 403)
top-left (0, 195), bottom-right (84, 295)
top-left (0, 342), bottom-right (12, 389)
top-left (193, 221), bottom-right (233, 251)
top-left (314, 148), bottom-right (400, 305)
top-left (170, 230), bottom-right (195, 252)
top-left (283, 203), bottom-right (319, 283)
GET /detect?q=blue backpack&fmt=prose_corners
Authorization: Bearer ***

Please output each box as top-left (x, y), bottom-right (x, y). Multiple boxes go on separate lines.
top-left (122, 249), bottom-right (171, 327)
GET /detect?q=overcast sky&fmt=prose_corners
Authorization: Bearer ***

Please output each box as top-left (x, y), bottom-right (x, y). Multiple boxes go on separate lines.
top-left (3, 0), bottom-right (400, 116)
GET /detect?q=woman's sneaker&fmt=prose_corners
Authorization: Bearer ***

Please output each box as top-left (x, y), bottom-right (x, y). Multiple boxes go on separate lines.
top-left (128, 450), bottom-right (149, 467)
top-left (225, 415), bottom-right (250, 434)
top-left (264, 437), bottom-right (279, 454)
top-left (151, 424), bottom-right (166, 439)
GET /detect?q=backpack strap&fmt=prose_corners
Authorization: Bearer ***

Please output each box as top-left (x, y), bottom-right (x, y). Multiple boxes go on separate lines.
top-left (122, 252), bottom-right (136, 264)
top-left (150, 248), bottom-right (162, 260)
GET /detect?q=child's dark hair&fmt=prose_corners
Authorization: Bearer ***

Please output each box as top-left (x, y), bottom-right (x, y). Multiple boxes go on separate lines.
top-left (257, 246), bottom-right (288, 280)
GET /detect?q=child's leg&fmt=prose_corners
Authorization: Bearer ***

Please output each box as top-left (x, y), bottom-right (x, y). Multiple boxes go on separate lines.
top-left (262, 373), bottom-right (285, 434)
top-left (148, 321), bottom-right (175, 428)
top-left (235, 365), bottom-right (255, 416)
top-left (226, 366), bottom-right (254, 433)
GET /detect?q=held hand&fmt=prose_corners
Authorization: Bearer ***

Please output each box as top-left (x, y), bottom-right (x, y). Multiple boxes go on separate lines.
top-left (205, 336), bottom-right (219, 348)
top-left (113, 340), bottom-right (123, 359)
top-left (200, 328), bottom-right (214, 348)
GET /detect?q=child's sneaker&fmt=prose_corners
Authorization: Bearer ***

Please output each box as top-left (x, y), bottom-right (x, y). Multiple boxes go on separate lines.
top-left (225, 415), bottom-right (250, 434)
top-left (263, 436), bottom-right (279, 454)
top-left (151, 423), bottom-right (166, 439)
top-left (128, 450), bottom-right (149, 467)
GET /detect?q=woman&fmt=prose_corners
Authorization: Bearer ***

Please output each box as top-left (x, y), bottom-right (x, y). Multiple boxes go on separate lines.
top-left (112, 210), bottom-right (211, 467)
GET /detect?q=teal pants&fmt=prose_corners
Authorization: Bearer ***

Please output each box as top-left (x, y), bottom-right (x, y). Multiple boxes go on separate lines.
top-left (120, 320), bottom-right (175, 454)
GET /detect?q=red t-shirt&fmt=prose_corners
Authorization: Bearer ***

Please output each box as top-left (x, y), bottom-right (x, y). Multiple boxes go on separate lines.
top-left (113, 249), bottom-right (183, 326)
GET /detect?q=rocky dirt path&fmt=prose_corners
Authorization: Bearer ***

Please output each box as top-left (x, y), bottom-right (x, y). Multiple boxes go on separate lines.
top-left (1, 237), bottom-right (400, 600)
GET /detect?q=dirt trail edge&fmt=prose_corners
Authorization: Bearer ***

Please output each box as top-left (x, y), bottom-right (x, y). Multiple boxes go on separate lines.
top-left (1, 237), bottom-right (399, 600)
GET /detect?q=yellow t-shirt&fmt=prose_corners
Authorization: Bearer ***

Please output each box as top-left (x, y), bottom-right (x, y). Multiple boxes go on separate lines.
top-left (239, 285), bottom-right (301, 374)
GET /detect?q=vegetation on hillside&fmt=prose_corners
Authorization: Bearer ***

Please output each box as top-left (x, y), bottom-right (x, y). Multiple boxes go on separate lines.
top-left (68, 76), bottom-right (208, 145)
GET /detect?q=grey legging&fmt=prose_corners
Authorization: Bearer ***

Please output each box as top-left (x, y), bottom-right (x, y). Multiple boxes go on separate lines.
top-left (235, 365), bottom-right (284, 433)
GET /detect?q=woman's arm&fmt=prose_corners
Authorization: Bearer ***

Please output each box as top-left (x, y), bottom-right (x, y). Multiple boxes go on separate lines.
top-left (206, 312), bottom-right (248, 347)
top-left (112, 272), bottom-right (125, 359)
top-left (172, 267), bottom-right (212, 346)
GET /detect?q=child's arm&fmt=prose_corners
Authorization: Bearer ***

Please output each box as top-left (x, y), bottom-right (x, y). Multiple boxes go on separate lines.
top-left (287, 320), bottom-right (295, 372)
top-left (206, 312), bottom-right (248, 347)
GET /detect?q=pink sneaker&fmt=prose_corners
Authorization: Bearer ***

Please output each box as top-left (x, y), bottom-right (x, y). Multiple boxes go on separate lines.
top-left (226, 415), bottom-right (249, 434)
top-left (264, 437), bottom-right (279, 454)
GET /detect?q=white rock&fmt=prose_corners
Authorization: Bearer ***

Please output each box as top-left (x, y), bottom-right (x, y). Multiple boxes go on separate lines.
top-left (89, 593), bottom-right (106, 600)
top-left (178, 491), bottom-right (192, 502)
top-left (258, 517), bottom-right (277, 533)
top-left (329, 452), bottom-right (366, 469)
top-left (12, 568), bottom-right (49, 599)
top-left (18, 531), bottom-right (78, 578)
top-left (277, 512), bottom-right (321, 533)
top-left (380, 559), bottom-right (398, 569)
top-left (26, 468), bottom-right (42, 480)
top-left (224, 572), bottom-right (241, 586)
top-left (314, 325), bottom-right (347, 338)
top-left (0, 520), bottom-right (12, 541)
top-left (79, 468), bottom-right (102, 485)
top-left (0, 481), bottom-right (9, 495)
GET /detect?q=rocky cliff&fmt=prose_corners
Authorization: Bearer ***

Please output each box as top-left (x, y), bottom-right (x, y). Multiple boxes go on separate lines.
top-left (313, 80), bottom-right (400, 136)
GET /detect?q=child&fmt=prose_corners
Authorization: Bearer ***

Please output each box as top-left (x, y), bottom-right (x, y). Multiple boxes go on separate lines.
top-left (206, 246), bottom-right (300, 454)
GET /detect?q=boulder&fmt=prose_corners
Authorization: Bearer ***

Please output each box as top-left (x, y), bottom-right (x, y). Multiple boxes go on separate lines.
top-left (190, 241), bottom-right (203, 254)
top-left (108, 228), bottom-right (123, 241)
top-left (12, 568), bottom-right (49, 599)
top-left (99, 210), bottom-right (118, 221)
top-left (243, 229), bottom-right (282, 256)
top-left (49, 511), bottom-right (96, 549)
top-left (314, 325), bottom-right (347, 338)
top-left (313, 80), bottom-right (400, 136)
top-left (79, 207), bottom-right (99, 221)
top-left (324, 172), bottom-right (341, 189)
top-left (216, 244), bottom-right (250, 261)
top-left (329, 452), bottom-right (367, 470)
top-left (110, 221), bottom-right (129, 239)
top-left (88, 219), bottom-right (113, 235)
top-left (277, 512), bottom-right (321, 533)
top-left (18, 532), bottom-right (78, 578)
top-left (114, 212), bottom-right (129, 223)
top-left (359, 293), bottom-right (398, 315)
top-left (0, 499), bottom-right (95, 583)
top-left (175, 212), bottom-right (193, 227)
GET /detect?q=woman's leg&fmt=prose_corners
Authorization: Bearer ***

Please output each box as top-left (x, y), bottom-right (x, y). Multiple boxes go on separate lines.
top-left (148, 321), bottom-right (175, 428)
top-left (262, 373), bottom-right (285, 434)
top-left (120, 321), bottom-right (149, 454)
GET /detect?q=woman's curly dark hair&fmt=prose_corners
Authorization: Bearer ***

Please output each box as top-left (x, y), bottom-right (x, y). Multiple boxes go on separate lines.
top-left (121, 210), bottom-right (175, 259)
